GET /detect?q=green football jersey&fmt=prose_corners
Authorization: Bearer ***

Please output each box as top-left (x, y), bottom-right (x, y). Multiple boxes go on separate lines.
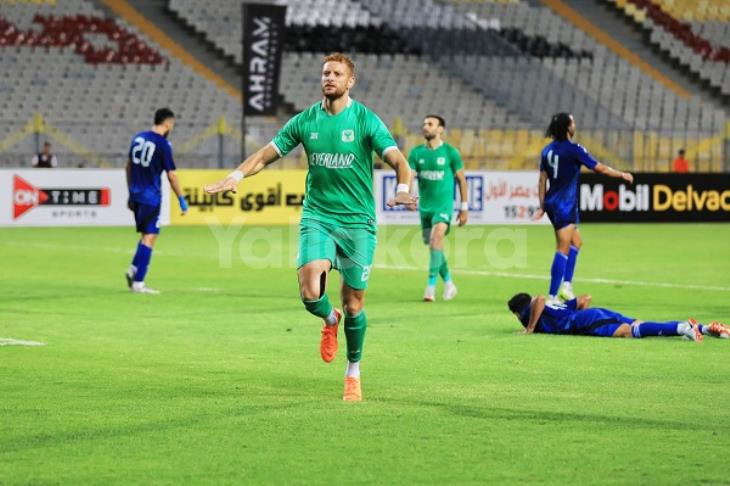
top-left (271, 98), bottom-right (397, 226)
top-left (408, 142), bottom-right (464, 213)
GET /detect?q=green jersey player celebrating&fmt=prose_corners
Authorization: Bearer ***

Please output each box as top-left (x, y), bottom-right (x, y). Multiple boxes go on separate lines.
top-left (406, 115), bottom-right (468, 302)
top-left (204, 53), bottom-right (414, 401)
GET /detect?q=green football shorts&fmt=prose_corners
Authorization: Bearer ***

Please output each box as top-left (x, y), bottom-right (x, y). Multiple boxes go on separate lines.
top-left (419, 209), bottom-right (452, 244)
top-left (297, 217), bottom-right (377, 290)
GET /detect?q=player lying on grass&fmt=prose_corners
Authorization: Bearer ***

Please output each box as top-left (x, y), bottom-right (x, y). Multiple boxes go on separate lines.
top-left (507, 292), bottom-right (729, 341)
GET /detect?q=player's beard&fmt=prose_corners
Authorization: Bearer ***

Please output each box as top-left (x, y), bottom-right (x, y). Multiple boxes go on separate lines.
top-left (321, 83), bottom-right (347, 101)
top-left (423, 131), bottom-right (436, 141)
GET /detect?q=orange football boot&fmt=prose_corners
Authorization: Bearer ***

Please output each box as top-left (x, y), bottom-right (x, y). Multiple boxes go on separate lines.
top-left (320, 308), bottom-right (342, 363)
top-left (707, 321), bottom-right (730, 339)
top-left (343, 376), bottom-right (362, 401)
top-left (685, 318), bottom-right (704, 342)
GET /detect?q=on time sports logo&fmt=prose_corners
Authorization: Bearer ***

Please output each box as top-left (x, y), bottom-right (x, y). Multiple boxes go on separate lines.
top-left (12, 175), bottom-right (111, 219)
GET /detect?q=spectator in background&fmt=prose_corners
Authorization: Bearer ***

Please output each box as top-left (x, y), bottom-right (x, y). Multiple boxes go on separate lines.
top-left (31, 141), bottom-right (58, 168)
top-left (672, 148), bottom-right (689, 173)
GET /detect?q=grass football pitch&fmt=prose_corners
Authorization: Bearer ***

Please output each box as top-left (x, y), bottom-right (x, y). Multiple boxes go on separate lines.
top-left (1, 223), bottom-right (729, 484)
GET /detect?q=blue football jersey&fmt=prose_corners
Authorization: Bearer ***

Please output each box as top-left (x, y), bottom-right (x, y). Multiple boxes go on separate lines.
top-left (519, 298), bottom-right (578, 333)
top-left (539, 140), bottom-right (598, 210)
top-left (537, 298), bottom-right (579, 333)
top-left (128, 130), bottom-right (176, 206)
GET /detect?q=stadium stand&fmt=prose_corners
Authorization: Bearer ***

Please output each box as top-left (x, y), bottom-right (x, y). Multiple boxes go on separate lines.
top-left (0, 0), bottom-right (262, 168)
top-left (0, 0), bottom-right (727, 170)
top-left (166, 0), bottom-right (727, 170)
top-left (605, 0), bottom-right (730, 98)
top-left (169, 0), bottom-right (381, 64)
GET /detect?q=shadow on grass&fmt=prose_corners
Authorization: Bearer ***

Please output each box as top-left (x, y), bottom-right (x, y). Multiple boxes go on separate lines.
top-left (398, 399), bottom-right (720, 433)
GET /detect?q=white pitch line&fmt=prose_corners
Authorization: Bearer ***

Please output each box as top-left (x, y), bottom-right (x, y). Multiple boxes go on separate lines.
top-left (0, 338), bottom-right (46, 347)
top-left (196, 287), bottom-right (223, 293)
top-left (3, 242), bottom-right (728, 293)
top-left (374, 264), bottom-right (730, 293)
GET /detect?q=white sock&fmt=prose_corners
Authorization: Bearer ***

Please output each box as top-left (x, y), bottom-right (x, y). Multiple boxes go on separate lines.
top-left (132, 281), bottom-right (145, 290)
top-left (701, 324), bottom-right (710, 335)
top-left (127, 264), bottom-right (137, 276)
top-left (346, 361), bottom-right (360, 378)
top-left (562, 281), bottom-right (572, 289)
top-left (325, 309), bottom-right (339, 326)
top-left (677, 322), bottom-right (690, 334)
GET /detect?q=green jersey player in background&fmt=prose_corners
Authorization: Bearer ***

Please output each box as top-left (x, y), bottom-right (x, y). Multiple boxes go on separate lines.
top-left (204, 53), bottom-right (414, 401)
top-left (405, 115), bottom-right (468, 302)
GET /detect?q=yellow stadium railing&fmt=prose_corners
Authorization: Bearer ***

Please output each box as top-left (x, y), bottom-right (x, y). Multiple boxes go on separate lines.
top-left (1, 114), bottom-right (726, 172)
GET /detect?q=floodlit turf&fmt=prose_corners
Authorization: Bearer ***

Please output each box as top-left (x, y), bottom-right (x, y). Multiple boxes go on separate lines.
top-left (1, 223), bottom-right (729, 484)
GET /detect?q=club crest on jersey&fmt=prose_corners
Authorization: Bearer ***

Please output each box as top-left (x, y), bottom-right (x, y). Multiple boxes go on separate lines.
top-left (418, 159), bottom-right (424, 165)
top-left (310, 132), bottom-right (318, 140)
top-left (437, 157), bottom-right (446, 166)
top-left (341, 129), bottom-right (354, 142)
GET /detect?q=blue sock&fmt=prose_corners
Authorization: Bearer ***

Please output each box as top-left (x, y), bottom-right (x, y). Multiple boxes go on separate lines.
top-left (631, 321), bottom-right (680, 338)
top-left (427, 275), bottom-right (437, 286)
top-left (549, 252), bottom-right (568, 296)
top-left (133, 243), bottom-right (153, 283)
top-left (131, 241), bottom-right (145, 269)
top-left (564, 245), bottom-right (579, 283)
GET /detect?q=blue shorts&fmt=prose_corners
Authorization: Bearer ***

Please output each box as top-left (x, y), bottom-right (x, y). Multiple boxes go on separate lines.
top-left (132, 202), bottom-right (161, 235)
top-left (545, 202), bottom-right (579, 230)
top-left (568, 308), bottom-right (635, 337)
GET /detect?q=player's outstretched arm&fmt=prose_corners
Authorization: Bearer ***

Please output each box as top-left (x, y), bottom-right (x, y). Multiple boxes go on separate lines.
top-left (204, 144), bottom-right (280, 194)
top-left (525, 295), bottom-right (546, 334)
top-left (594, 162), bottom-right (633, 184)
top-left (383, 149), bottom-right (417, 206)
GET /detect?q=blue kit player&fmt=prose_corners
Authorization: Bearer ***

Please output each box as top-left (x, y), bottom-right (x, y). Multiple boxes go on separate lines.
top-left (507, 292), bottom-right (730, 341)
top-left (535, 113), bottom-right (634, 305)
top-left (125, 108), bottom-right (188, 294)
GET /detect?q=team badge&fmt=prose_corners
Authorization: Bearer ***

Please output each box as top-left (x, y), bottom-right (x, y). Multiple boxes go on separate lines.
top-left (341, 129), bottom-right (354, 142)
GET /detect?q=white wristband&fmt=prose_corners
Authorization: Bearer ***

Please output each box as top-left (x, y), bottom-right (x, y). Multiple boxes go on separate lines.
top-left (228, 169), bottom-right (244, 183)
top-left (396, 183), bottom-right (409, 194)
top-left (460, 202), bottom-right (469, 211)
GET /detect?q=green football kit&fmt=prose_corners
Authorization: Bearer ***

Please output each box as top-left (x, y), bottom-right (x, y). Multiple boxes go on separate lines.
top-left (271, 97), bottom-right (398, 364)
top-left (272, 98), bottom-right (397, 290)
top-left (408, 141), bottom-right (464, 244)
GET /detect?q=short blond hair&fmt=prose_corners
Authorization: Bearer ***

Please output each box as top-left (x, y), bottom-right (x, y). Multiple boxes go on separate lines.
top-left (323, 52), bottom-right (355, 75)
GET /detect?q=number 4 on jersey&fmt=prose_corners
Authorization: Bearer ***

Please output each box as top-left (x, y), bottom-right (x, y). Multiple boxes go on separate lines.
top-left (546, 150), bottom-right (559, 179)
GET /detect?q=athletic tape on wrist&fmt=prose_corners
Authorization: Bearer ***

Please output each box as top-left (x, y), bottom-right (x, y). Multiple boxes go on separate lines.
top-left (228, 170), bottom-right (244, 183)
